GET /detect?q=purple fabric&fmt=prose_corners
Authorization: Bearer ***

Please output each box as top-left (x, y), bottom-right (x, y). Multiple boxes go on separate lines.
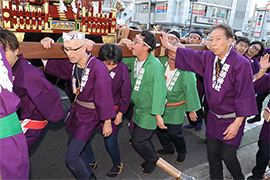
top-left (0, 46), bottom-right (29, 179)
top-left (175, 47), bottom-right (257, 146)
top-left (243, 54), bottom-right (260, 75)
top-left (96, 62), bottom-right (131, 135)
top-left (254, 74), bottom-right (270, 143)
top-left (44, 54), bottom-right (116, 141)
top-left (0, 48), bottom-right (20, 118)
top-left (12, 55), bottom-right (66, 150)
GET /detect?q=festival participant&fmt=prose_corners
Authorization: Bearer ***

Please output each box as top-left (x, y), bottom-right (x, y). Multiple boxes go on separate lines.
top-left (0, 29), bottom-right (66, 152)
top-left (0, 44), bottom-right (29, 179)
top-left (246, 41), bottom-right (266, 124)
top-left (123, 30), bottom-right (167, 175)
top-left (85, 44), bottom-right (131, 177)
top-left (41, 31), bottom-right (116, 180)
top-left (160, 23), bottom-right (257, 180)
top-left (247, 53), bottom-right (270, 179)
top-left (156, 44), bottom-right (201, 164)
top-left (168, 31), bottom-right (181, 46)
top-left (183, 30), bottom-right (205, 132)
top-left (234, 37), bottom-right (250, 56)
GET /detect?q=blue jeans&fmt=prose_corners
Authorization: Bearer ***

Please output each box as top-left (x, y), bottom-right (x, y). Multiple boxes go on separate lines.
top-left (85, 134), bottom-right (121, 167)
top-left (251, 139), bottom-right (270, 179)
top-left (66, 131), bottom-right (93, 180)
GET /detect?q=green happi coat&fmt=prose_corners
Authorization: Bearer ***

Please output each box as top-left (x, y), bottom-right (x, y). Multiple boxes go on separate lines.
top-left (162, 62), bottom-right (201, 125)
top-left (123, 54), bottom-right (167, 130)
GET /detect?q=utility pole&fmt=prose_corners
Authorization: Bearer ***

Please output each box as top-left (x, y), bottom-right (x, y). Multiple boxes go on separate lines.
top-left (188, 0), bottom-right (197, 33)
top-left (249, 4), bottom-right (257, 40)
top-left (147, 0), bottom-right (151, 29)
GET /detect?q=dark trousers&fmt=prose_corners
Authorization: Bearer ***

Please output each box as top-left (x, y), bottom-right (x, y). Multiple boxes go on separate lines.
top-left (156, 124), bottom-right (187, 154)
top-left (66, 132), bottom-right (93, 180)
top-left (252, 139), bottom-right (270, 179)
top-left (255, 92), bottom-right (270, 118)
top-left (186, 108), bottom-right (203, 125)
top-left (85, 134), bottom-right (121, 167)
top-left (131, 125), bottom-right (159, 164)
top-left (207, 138), bottom-right (244, 180)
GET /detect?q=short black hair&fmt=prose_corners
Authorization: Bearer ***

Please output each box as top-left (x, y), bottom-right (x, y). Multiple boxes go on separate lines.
top-left (236, 37), bottom-right (250, 46)
top-left (140, 30), bottom-right (156, 53)
top-left (210, 23), bottom-right (234, 39)
top-left (169, 31), bottom-right (180, 40)
top-left (189, 30), bottom-right (204, 39)
top-left (250, 41), bottom-right (265, 58)
top-left (0, 29), bottom-right (19, 52)
top-left (98, 44), bottom-right (123, 64)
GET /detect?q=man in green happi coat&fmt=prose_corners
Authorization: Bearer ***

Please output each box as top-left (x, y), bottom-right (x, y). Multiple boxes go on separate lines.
top-left (156, 44), bottom-right (201, 164)
top-left (122, 30), bottom-right (167, 175)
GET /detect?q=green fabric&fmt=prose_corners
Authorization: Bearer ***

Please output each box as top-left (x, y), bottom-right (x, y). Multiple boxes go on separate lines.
top-left (130, 54), bottom-right (167, 130)
top-left (157, 56), bottom-right (168, 66)
top-left (163, 63), bottom-right (201, 124)
top-left (0, 113), bottom-right (22, 139)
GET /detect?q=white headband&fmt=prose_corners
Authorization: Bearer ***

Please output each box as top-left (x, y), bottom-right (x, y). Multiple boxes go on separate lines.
top-left (136, 34), bottom-right (152, 49)
top-left (189, 33), bottom-right (202, 39)
top-left (62, 32), bottom-right (85, 42)
top-left (168, 34), bottom-right (180, 41)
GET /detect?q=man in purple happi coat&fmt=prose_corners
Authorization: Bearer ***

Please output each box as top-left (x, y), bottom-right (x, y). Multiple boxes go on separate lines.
top-left (0, 29), bottom-right (66, 152)
top-left (85, 44), bottom-right (131, 177)
top-left (41, 31), bottom-right (116, 179)
top-left (0, 44), bottom-right (29, 179)
top-left (161, 23), bottom-right (257, 179)
top-left (248, 54), bottom-right (270, 179)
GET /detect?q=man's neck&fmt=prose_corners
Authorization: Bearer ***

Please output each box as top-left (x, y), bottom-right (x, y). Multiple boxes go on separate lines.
top-left (137, 53), bottom-right (149, 62)
top-left (77, 54), bottom-right (89, 68)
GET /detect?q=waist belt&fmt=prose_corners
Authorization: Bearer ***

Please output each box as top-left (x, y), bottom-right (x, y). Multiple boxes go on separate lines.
top-left (211, 111), bottom-right (236, 119)
top-left (0, 113), bottom-right (22, 139)
top-left (76, 99), bottom-right (96, 109)
top-left (21, 119), bottom-right (48, 133)
top-left (166, 100), bottom-right (186, 107)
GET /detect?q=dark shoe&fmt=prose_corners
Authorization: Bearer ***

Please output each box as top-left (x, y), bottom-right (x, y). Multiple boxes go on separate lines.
top-left (142, 162), bottom-right (156, 175)
top-left (89, 172), bottom-right (97, 180)
top-left (247, 116), bottom-right (261, 124)
top-left (140, 162), bottom-right (147, 170)
top-left (183, 124), bottom-right (195, 129)
top-left (106, 162), bottom-right (123, 178)
top-left (157, 149), bottom-right (175, 156)
top-left (176, 153), bottom-right (186, 164)
top-left (195, 122), bottom-right (202, 131)
top-left (89, 161), bottom-right (97, 170)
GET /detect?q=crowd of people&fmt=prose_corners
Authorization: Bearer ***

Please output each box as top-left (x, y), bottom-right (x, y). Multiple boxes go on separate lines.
top-left (0, 22), bottom-right (269, 180)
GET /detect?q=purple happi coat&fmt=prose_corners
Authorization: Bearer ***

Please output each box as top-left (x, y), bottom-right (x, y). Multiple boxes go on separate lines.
top-left (0, 46), bottom-right (29, 179)
top-left (254, 74), bottom-right (270, 144)
top-left (96, 62), bottom-right (131, 134)
top-left (175, 47), bottom-right (257, 146)
top-left (243, 54), bottom-right (260, 75)
top-left (44, 53), bottom-right (116, 141)
top-left (12, 54), bottom-right (66, 150)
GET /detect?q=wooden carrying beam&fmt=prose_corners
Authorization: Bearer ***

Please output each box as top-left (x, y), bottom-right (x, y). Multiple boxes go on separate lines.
top-left (19, 42), bottom-right (208, 60)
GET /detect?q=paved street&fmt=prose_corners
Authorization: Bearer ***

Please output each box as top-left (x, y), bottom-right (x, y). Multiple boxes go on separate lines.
top-left (29, 88), bottom-right (268, 179)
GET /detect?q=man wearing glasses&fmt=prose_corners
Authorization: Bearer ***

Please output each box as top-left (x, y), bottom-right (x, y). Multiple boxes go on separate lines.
top-left (41, 31), bottom-right (116, 180)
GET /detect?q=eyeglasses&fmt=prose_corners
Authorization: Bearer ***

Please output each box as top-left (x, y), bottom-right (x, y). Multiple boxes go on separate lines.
top-left (61, 44), bottom-right (84, 52)
top-left (250, 45), bottom-right (260, 52)
top-left (168, 57), bottom-right (175, 61)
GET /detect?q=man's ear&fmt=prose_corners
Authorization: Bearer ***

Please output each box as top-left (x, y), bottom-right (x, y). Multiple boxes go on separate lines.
top-left (228, 38), bottom-right (233, 46)
top-left (15, 48), bottom-right (19, 56)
